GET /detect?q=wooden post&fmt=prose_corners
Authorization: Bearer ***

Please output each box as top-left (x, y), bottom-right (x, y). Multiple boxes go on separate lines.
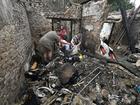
top-left (115, 0), bottom-right (135, 53)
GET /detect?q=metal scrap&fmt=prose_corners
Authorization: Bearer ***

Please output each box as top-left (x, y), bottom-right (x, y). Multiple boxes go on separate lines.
top-left (78, 71), bottom-right (102, 95)
top-left (34, 87), bottom-right (55, 98)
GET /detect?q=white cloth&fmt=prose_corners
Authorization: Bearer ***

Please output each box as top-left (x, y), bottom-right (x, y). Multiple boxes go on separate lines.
top-left (100, 40), bottom-right (113, 59)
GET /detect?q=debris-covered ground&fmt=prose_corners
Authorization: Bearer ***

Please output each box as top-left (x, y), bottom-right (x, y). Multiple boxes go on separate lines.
top-left (20, 54), bottom-right (140, 105)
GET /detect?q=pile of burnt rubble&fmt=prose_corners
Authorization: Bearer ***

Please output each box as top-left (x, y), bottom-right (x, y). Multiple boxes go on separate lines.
top-left (21, 53), bottom-right (140, 105)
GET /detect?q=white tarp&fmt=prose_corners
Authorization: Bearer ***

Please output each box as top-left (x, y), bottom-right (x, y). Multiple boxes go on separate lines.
top-left (100, 23), bottom-right (113, 41)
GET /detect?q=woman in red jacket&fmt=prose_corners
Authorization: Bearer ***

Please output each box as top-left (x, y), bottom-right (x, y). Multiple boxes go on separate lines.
top-left (58, 25), bottom-right (68, 40)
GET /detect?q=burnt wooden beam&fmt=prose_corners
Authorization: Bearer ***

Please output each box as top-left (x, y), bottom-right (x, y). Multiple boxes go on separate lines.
top-left (128, 6), bottom-right (140, 29)
top-left (80, 0), bottom-right (92, 4)
top-left (79, 50), bottom-right (140, 78)
top-left (72, 0), bottom-right (92, 4)
top-left (52, 19), bottom-right (54, 31)
top-left (45, 16), bottom-right (81, 21)
top-left (115, 0), bottom-right (135, 53)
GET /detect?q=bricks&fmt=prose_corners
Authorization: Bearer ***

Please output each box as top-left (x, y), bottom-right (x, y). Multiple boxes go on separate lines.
top-left (0, 0), bottom-right (31, 105)
top-left (82, 0), bottom-right (108, 51)
top-left (27, 12), bottom-right (52, 42)
top-left (23, 0), bottom-right (81, 42)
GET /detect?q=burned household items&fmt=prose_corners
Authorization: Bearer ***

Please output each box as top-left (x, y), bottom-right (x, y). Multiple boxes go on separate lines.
top-left (23, 57), bottom-right (140, 105)
top-left (21, 29), bottom-right (140, 105)
top-left (1, 0), bottom-right (140, 104)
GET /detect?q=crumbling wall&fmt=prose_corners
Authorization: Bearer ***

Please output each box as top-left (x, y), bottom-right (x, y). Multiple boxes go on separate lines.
top-left (0, 0), bottom-right (32, 104)
top-left (82, 0), bottom-right (109, 50)
top-left (22, 0), bottom-right (52, 42)
top-left (27, 11), bottom-right (52, 42)
top-left (22, 0), bottom-right (81, 42)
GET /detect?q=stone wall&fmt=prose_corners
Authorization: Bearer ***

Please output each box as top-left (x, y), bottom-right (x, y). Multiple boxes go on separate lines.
top-left (82, 0), bottom-right (109, 50)
top-left (0, 0), bottom-right (32, 105)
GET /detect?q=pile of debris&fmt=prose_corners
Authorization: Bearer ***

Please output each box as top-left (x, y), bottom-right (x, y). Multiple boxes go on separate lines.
top-left (20, 53), bottom-right (140, 105)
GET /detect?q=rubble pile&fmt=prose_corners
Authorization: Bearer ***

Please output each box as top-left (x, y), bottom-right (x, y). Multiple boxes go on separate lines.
top-left (21, 56), bottom-right (140, 105)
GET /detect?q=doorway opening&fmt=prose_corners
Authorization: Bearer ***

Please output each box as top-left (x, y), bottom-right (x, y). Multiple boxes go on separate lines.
top-left (51, 18), bottom-right (81, 42)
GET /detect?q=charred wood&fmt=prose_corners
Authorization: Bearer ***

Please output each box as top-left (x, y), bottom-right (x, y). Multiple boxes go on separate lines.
top-left (79, 51), bottom-right (140, 77)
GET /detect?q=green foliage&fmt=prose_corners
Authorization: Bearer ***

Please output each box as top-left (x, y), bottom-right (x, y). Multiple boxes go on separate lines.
top-left (108, 0), bottom-right (134, 11)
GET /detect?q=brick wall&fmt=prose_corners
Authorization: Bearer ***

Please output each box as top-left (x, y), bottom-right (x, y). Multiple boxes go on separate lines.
top-left (0, 0), bottom-right (32, 104)
top-left (23, 0), bottom-right (57, 42)
top-left (82, 0), bottom-right (109, 50)
top-left (22, 0), bottom-right (81, 42)
top-left (27, 11), bottom-right (52, 42)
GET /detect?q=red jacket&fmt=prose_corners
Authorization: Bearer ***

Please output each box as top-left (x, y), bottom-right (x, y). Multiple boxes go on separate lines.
top-left (59, 28), bottom-right (67, 39)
